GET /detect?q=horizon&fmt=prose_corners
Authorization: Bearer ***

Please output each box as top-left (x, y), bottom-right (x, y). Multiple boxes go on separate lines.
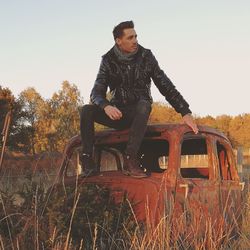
top-left (2, 81), bottom-right (250, 119)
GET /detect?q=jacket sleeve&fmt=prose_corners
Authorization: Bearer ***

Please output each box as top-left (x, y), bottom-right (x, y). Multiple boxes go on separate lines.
top-left (150, 51), bottom-right (192, 116)
top-left (90, 58), bottom-right (111, 109)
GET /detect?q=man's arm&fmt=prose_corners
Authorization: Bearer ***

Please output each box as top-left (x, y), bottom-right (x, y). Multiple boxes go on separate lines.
top-left (149, 51), bottom-right (198, 133)
top-left (90, 58), bottom-right (123, 120)
top-left (150, 51), bottom-right (190, 116)
top-left (90, 58), bottom-right (111, 109)
top-left (182, 113), bottom-right (199, 134)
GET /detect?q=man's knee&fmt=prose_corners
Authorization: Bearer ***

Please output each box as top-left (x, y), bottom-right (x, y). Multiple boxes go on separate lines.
top-left (80, 104), bottom-right (97, 119)
top-left (135, 100), bottom-right (152, 115)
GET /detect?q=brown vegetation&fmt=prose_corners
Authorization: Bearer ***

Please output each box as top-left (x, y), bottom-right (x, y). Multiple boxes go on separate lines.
top-left (1, 83), bottom-right (250, 152)
top-left (1, 82), bottom-right (83, 154)
top-left (0, 169), bottom-right (249, 249)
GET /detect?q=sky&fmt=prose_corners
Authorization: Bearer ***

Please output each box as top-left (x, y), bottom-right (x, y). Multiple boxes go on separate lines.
top-left (0, 0), bottom-right (249, 117)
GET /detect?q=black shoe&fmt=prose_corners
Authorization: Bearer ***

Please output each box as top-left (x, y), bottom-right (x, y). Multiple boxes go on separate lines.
top-left (80, 153), bottom-right (99, 177)
top-left (123, 154), bottom-right (148, 178)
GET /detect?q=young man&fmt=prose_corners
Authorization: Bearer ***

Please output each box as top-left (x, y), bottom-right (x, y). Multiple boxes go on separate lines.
top-left (80, 21), bottom-right (198, 178)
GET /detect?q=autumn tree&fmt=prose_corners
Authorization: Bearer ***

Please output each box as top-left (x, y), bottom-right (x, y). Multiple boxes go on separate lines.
top-left (18, 87), bottom-right (44, 154)
top-left (2, 83), bottom-right (250, 153)
top-left (0, 86), bottom-right (33, 152)
top-left (36, 81), bottom-right (83, 152)
top-left (0, 86), bottom-right (14, 151)
top-left (0, 86), bottom-right (14, 130)
top-left (215, 115), bottom-right (232, 137)
top-left (149, 102), bottom-right (182, 124)
top-left (229, 114), bottom-right (250, 147)
top-left (32, 100), bottom-right (54, 152)
top-left (196, 115), bottom-right (217, 128)
top-left (52, 81), bottom-right (83, 151)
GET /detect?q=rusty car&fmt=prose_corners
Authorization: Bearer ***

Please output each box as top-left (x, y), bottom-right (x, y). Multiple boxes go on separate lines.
top-left (55, 123), bottom-right (245, 233)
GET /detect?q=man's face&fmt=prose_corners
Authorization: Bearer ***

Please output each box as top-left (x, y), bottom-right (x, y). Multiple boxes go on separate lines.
top-left (116, 28), bottom-right (138, 53)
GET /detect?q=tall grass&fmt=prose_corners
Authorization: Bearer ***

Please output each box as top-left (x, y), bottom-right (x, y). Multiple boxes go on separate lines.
top-left (0, 158), bottom-right (250, 249)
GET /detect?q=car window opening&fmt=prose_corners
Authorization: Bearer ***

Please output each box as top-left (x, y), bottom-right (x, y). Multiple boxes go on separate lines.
top-left (217, 141), bottom-right (233, 180)
top-left (95, 139), bottom-right (170, 173)
top-left (180, 138), bottom-right (209, 179)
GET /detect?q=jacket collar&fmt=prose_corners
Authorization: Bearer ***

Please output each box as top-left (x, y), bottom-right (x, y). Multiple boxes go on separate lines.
top-left (105, 44), bottom-right (145, 61)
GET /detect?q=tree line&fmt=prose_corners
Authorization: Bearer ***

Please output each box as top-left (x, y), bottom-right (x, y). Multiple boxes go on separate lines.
top-left (1, 82), bottom-right (250, 154)
top-left (1, 81), bottom-right (83, 153)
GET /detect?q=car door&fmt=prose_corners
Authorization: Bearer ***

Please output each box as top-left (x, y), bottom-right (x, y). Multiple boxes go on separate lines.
top-left (216, 138), bottom-right (244, 229)
top-left (174, 133), bottom-right (221, 233)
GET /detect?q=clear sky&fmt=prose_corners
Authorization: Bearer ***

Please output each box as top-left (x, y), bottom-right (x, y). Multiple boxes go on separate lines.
top-left (0, 0), bottom-right (249, 117)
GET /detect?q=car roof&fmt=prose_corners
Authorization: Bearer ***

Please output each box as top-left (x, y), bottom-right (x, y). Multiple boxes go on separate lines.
top-left (63, 123), bottom-right (230, 153)
top-left (95, 123), bottom-right (228, 141)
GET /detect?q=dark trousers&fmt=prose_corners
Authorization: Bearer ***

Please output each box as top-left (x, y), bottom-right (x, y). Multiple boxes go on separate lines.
top-left (80, 100), bottom-right (152, 157)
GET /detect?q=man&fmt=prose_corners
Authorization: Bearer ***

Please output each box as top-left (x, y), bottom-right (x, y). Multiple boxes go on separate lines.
top-left (80, 21), bottom-right (198, 178)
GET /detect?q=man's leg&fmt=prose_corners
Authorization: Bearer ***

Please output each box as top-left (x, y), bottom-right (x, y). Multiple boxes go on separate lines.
top-left (124, 100), bottom-right (152, 156)
top-left (80, 101), bottom-right (151, 177)
top-left (122, 100), bottom-right (152, 177)
top-left (80, 104), bottom-right (128, 176)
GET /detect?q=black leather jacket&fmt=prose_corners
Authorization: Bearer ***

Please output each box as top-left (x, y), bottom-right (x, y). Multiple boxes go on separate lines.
top-left (90, 44), bottom-right (191, 116)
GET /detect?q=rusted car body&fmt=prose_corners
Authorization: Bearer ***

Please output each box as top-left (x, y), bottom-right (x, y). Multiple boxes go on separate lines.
top-left (57, 124), bottom-right (245, 231)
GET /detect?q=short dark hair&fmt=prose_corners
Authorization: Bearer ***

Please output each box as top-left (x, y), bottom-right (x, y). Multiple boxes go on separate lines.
top-left (113, 21), bottom-right (134, 40)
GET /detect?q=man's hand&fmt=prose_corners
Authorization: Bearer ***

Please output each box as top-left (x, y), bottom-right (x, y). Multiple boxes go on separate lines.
top-left (104, 105), bottom-right (123, 120)
top-left (182, 113), bottom-right (199, 134)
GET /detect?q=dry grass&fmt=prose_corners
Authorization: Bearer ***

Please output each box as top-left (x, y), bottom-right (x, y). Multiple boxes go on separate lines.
top-left (0, 155), bottom-right (250, 249)
top-left (0, 189), bottom-right (249, 249)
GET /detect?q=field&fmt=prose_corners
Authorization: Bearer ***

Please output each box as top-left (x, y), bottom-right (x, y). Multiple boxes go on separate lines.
top-left (0, 153), bottom-right (250, 249)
